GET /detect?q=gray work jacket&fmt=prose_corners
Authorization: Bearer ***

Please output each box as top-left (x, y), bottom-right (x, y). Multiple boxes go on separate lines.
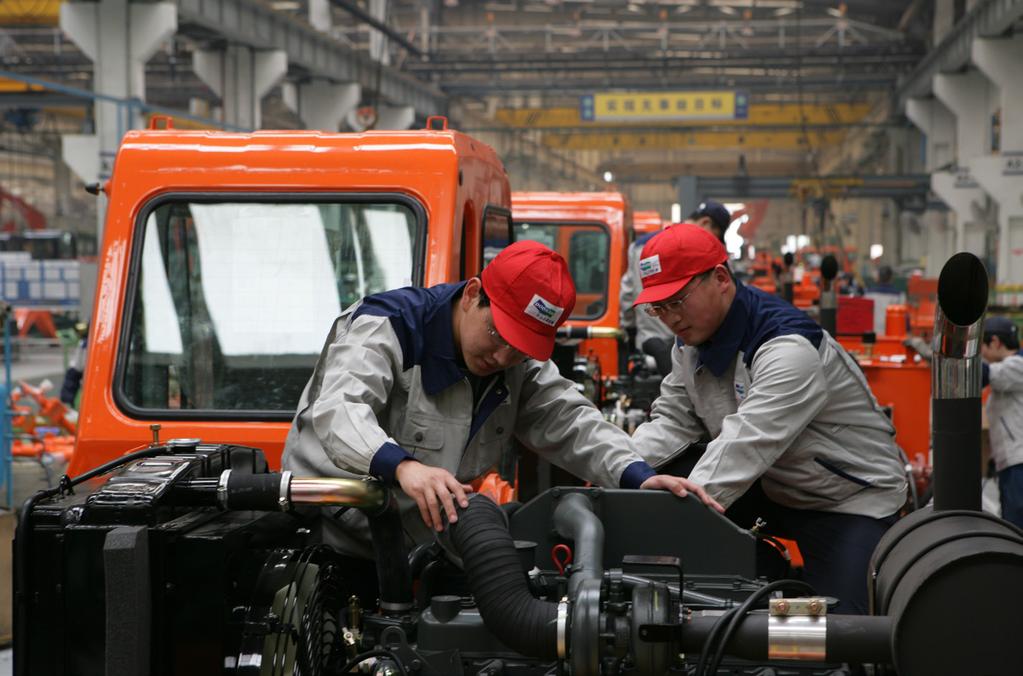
top-left (283, 282), bottom-right (656, 556)
top-left (986, 352), bottom-right (1023, 472)
top-left (633, 283), bottom-right (908, 518)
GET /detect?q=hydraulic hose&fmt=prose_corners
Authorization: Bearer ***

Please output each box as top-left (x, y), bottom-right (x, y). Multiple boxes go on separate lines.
top-left (449, 495), bottom-right (561, 660)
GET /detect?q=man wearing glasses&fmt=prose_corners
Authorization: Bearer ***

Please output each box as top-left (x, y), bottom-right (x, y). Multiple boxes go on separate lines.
top-left (630, 223), bottom-right (907, 614)
top-left (284, 240), bottom-right (720, 558)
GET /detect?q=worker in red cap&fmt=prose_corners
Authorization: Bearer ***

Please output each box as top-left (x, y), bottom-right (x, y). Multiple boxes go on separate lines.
top-left (284, 239), bottom-right (720, 560)
top-left (630, 223), bottom-right (907, 614)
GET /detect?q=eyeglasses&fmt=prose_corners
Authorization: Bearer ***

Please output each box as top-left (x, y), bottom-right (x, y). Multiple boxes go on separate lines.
top-left (487, 322), bottom-right (526, 357)
top-left (643, 276), bottom-right (705, 317)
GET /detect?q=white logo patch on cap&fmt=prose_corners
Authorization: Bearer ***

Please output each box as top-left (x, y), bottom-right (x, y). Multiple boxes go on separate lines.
top-left (639, 254), bottom-right (662, 279)
top-left (524, 294), bottom-right (564, 327)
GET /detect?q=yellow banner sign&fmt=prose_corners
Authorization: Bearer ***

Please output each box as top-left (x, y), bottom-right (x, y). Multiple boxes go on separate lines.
top-left (580, 91), bottom-right (748, 122)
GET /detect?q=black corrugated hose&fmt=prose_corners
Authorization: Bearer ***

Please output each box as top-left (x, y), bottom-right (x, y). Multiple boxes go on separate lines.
top-left (448, 495), bottom-right (560, 660)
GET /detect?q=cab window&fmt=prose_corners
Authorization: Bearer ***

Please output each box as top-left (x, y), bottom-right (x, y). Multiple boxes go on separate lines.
top-left (513, 221), bottom-right (609, 319)
top-left (119, 197), bottom-right (424, 417)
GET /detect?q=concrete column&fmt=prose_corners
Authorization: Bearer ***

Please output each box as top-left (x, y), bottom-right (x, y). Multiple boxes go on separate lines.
top-left (923, 209), bottom-right (955, 277)
top-left (970, 36), bottom-right (1023, 297)
top-left (906, 97), bottom-right (956, 172)
top-left (290, 80), bottom-right (361, 132)
top-left (193, 46), bottom-right (287, 129)
top-left (972, 36), bottom-right (1023, 152)
top-left (368, 0), bottom-right (390, 64)
top-left (59, 0), bottom-right (176, 240)
top-left (930, 71), bottom-right (999, 261)
top-left (931, 170), bottom-right (987, 256)
top-left (309, 0), bottom-right (331, 33)
top-left (375, 105), bottom-right (416, 130)
top-left (934, 71), bottom-right (995, 162)
top-left (933, 0), bottom-right (955, 46)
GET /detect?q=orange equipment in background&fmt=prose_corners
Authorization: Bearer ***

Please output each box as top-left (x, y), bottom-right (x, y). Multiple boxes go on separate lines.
top-left (512, 192), bottom-right (632, 378)
top-left (907, 274), bottom-right (938, 340)
top-left (837, 304), bottom-right (931, 477)
top-left (632, 210), bottom-right (663, 236)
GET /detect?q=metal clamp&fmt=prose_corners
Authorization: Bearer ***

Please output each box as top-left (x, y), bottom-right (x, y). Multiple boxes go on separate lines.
top-left (556, 597), bottom-right (569, 659)
top-left (768, 596), bottom-right (828, 661)
top-left (278, 471), bottom-right (292, 511)
top-left (217, 469), bottom-right (232, 510)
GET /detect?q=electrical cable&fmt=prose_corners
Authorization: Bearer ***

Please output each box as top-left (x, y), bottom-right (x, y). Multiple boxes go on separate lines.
top-left (703, 579), bottom-right (816, 676)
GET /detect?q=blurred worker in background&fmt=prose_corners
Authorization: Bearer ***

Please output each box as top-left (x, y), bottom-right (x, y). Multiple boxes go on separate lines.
top-left (689, 200), bottom-right (731, 243)
top-left (621, 224), bottom-right (676, 376)
top-left (981, 316), bottom-right (1023, 529)
top-left (866, 264), bottom-right (906, 336)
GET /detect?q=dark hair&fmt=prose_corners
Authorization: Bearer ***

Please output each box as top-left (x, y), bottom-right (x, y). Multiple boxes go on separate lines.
top-left (477, 281), bottom-right (492, 307)
top-left (878, 265), bottom-right (894, 284)
top-left (985, 331), bottom-right (1020, 351)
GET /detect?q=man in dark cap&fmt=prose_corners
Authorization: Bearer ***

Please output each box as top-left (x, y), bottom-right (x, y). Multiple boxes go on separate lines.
top-left (689, 200), bottom-right (731, 243)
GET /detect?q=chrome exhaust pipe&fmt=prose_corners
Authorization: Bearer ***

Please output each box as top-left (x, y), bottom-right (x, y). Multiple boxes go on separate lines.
top-left (931, 252), bottom-right (988, 511)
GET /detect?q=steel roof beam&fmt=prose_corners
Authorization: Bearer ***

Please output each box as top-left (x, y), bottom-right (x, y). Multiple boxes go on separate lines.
top-left (173, 0), bottom-right (444, 115)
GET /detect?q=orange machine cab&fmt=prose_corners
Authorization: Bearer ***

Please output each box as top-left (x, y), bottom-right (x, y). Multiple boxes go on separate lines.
top-left (632, 210), bottom-right (663, 236)
top-left (511, 192), bottom-right (631, 377)
top-left (70, 121), bottom-right (511, 474)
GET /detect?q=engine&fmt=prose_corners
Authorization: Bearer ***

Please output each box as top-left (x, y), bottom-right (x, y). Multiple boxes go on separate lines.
top-left (14, 253), bottom-right (1023, 676)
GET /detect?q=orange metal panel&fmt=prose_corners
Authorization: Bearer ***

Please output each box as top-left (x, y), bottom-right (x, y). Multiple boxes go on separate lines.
top-left (71, 127), bottom-right (510, 474)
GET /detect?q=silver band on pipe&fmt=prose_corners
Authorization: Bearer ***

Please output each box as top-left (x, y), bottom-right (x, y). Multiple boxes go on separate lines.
top-left (216, 469), bottom-right (232, 510)
top-left (557, 598), bottom-right (569, 660)
top-left (278, 470), bottom-right (292, 511)
top-left (768, 616), bottom-right (827, 661)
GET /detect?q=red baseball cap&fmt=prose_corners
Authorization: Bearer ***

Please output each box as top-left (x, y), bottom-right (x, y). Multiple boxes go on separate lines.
top-left (481, 240), bottom-right (576, 360)
top-left (633, 222), bottom-right (728, 306)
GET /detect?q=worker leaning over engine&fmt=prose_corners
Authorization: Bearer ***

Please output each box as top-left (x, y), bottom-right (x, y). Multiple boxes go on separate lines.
top-left (283, 240), bottom-right (721, 558)
top-left (630, 223), bottom-right (907, 614)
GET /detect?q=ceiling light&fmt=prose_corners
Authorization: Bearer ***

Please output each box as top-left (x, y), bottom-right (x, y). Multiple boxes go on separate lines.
top-left (270, 1), bottom-right (301, 9)
top-left (603, 171), bottom-right (614, 183)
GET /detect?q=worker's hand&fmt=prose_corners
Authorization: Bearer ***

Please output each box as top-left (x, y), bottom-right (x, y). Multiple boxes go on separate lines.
top-left (395, 461), bottom-right (473, 531)
top-left (640, 474), bottom-right (725, 513)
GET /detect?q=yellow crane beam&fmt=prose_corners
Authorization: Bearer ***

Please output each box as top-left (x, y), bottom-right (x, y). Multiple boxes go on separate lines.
top-left (543, 129), bottom-right (849, 152)
top-left (0, 0), bottom-right (62, 25)
top-left (494, 102), bottom-right (872, 128)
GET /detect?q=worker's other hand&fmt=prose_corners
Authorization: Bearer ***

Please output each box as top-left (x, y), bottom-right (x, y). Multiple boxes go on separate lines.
top-left (640, 474), bottom-right (725, 513)
top-left (395, 461), bottom-right (473, 531)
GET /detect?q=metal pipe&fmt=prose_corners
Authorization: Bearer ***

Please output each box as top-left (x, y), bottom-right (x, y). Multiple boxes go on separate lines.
top-left (552, 493), bottom-right (604, 598)
top-left (289, 477), bottom-right (387, 511)
top-left (931, 252), bottom-right (988, 511)
top-left (682, 613), bottom-right (892, 664)
top-left (819, 254), bottom-right (839, 336)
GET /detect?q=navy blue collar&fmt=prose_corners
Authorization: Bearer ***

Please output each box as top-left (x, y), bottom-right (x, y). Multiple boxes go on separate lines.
top-left (419, 282), bottom-right (467, 395)
top-left (696, 282), bottom-right (750, 377)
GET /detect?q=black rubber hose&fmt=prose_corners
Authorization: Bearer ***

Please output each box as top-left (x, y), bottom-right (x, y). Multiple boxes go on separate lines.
top-left (225, 471), bottom-right (285, 510)
top-left (449, 495), bottom-right (559, 660)
top-left (367, 494), bottom-right (414, 613)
